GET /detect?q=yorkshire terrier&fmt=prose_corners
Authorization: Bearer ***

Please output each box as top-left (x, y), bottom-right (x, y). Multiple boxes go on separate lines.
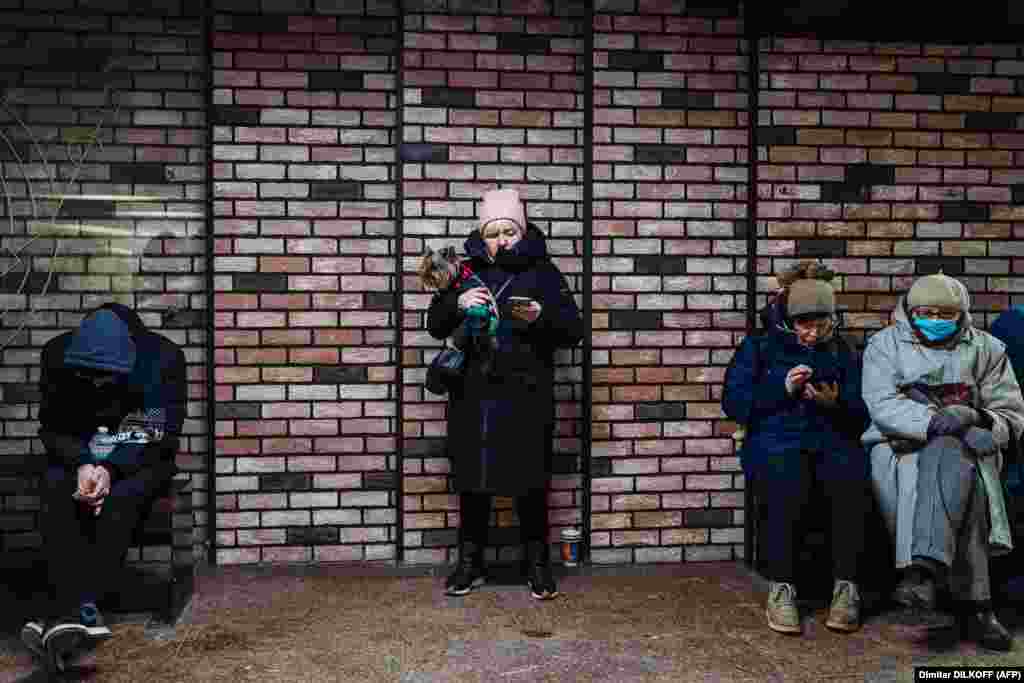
top-left (418, 246), bottom-right (498, 357)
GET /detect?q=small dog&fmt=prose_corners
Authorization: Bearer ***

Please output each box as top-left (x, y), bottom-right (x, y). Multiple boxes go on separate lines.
top-left (418, 246), bottom-right (462, 292)
top-left (417, 246), bottom-right (499, 359)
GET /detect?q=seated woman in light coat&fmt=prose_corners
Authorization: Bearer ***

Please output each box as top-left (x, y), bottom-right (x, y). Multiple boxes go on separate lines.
top-left (862, 272), bottom-right (1024, 651)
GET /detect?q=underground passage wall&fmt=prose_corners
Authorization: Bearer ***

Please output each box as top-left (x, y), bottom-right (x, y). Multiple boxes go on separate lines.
top-left (1, 0), bottom-right (1023, 567)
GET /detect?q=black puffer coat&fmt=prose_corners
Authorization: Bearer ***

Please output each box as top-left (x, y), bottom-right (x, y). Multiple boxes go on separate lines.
top-left (426, 225), bottom-right (583, 495)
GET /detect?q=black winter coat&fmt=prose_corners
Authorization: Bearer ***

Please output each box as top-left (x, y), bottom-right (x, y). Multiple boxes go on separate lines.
top-left (426, 226), bottom-right (584, 496)
top-left (38, 303), bottom-right (186, 482)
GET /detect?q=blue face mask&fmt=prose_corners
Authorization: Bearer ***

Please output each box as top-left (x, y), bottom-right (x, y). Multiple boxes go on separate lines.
top-left (913, 317), bottom-right (958, 342)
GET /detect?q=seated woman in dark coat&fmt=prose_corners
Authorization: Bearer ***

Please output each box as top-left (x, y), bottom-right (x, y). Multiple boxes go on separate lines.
top-left (426, 188), bottom-right (583, 600)
top-left (723, 266), bottom-right (871, 635)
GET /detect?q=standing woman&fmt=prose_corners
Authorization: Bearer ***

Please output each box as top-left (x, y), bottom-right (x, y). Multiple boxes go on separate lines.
top-left (426, 189), bottom-right (584, 599)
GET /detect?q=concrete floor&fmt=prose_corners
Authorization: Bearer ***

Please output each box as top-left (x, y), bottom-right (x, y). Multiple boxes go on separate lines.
top-left (1, 562), bottom-right (1021, 682)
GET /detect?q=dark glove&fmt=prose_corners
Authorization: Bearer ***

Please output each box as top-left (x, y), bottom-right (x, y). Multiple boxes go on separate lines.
top-left (904, 387), bottom-right (932, 405)
top-left (927, 412), bottom-right (968, 438)
top-left (927, 406), bottom-right (979, 438)
top-left (962, 427), bottom-right (998, 457)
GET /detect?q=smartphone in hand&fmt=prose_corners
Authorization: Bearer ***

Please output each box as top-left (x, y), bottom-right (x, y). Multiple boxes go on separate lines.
top-left (503, 296), bottom-right (535, 320)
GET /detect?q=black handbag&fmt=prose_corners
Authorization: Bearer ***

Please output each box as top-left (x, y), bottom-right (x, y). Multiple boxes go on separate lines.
top-left (424, 275), bottom-right (517, 396)
top-left (425, 346), bottom-right (465, 396)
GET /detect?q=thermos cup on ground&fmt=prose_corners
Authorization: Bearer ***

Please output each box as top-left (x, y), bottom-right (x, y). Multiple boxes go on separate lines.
top-left (560, 528), bottom-right (581, 567)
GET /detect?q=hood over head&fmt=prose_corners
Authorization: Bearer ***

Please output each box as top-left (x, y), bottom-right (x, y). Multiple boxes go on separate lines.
top-left (63, 303), bottom-right (144, 374)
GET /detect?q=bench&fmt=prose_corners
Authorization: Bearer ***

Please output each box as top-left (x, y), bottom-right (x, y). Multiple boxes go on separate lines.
top-left (0, 469), bottom-right (195, 627)
top-left (112, 474), bottom-right (195, 625)
top-left (735, 426), bottom-right (893, 600)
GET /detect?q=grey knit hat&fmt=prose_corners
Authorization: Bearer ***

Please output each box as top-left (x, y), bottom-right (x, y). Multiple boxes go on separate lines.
top-left (786, 279), bottom-right (836, 318)
top-left (906, 272), bottom-right (966, 311)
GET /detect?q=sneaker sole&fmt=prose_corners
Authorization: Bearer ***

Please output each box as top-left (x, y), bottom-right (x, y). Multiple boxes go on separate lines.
top-left (85, 625), bottom-right (113, 640)
top-left (530, 589), bottom-right (559, 600)
top-left (766, 609), bottom-right (802, 634)
top-left (528, 582), bottom-right (559, 600)
top-left (825, 617), bottom-right (860, 632)
top-left (445, 576), bottom-right (486, 596)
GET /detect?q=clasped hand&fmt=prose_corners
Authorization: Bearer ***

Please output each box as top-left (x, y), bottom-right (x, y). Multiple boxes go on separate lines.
top-left (785, 364), bottom-right (839, 408)
top-left (74, 464), bottom-right (111, 516)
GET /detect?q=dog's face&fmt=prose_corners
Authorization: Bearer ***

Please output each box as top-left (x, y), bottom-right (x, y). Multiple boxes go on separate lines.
top-left (418, 246), bottom-right (459, 290)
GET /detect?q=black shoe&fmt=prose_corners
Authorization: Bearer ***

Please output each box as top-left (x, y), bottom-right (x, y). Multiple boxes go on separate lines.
top-left (42, 618), bottom-right (89, 674)
top-left (962, 610), bottom-right (1013, 651)
top-left (525, 541), bottom-right (559, 600)
top-left (20, 620), bottom-right (44, 658)
top-left (445, 542), bottom-right (486, 596)
top-left (893, 571), bottom-right (937, 610)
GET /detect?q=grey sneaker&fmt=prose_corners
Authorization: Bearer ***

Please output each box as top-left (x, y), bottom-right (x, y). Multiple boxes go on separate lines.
top-left (766, 581), bottom-right (801, 634)
top-left (826, 580), bottom-right (861, 632)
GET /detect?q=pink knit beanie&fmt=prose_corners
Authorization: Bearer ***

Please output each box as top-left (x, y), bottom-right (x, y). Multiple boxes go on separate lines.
top-left (479, 189), bottom-right (525, 233)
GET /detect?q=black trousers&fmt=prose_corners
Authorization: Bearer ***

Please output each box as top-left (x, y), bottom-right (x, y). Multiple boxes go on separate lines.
top-left (757, 445), bottom-right (868, 585)
top-left (42, 465), bottom-right (169, 617)
top-left (459, 488), bottom-right (548, 546)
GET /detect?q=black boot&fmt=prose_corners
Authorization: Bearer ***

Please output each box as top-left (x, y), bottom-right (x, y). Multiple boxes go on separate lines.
top-left (445, 541), bottom-right (486, 596)
top-left (525, 540), bottom-right (558, 600)
top-left (961, 605), bottom-right (1013, 651)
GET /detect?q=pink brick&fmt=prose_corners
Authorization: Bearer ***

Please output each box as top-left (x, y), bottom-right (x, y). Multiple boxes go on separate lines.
top-left (261, 34), bottom-right (313, 52)
top-left (214, 33), bottom-right (259, 50)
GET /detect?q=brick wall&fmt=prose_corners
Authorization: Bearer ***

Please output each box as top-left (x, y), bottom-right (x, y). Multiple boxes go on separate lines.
top-left (0, 0), bottom-right (208, 564)
top-left (211, 3), bottom-right (400, 564)
top-left (590, 1), bottom-right (748, 564)
top-left (757, 38), bottom-right (1024, 340)
top-left (400, 0), bottom-right (586, 565)
top-left (3, 0), bottom-right (1024, 568)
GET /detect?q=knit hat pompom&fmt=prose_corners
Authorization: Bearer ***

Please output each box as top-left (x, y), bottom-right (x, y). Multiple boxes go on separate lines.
top-left (775, 259), bottom-right (836, 288)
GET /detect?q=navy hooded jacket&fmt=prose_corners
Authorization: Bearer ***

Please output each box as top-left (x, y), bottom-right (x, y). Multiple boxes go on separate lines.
top-left (722, 301), bottom-right (869, 479)
top-left (992, 307), bottom-right (1024, 388)
top-left (38, 303), bottom-right (186, 480)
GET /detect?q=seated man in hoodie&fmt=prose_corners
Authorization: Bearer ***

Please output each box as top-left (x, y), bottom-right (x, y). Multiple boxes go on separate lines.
top-left (21, 303), bottom-right (186, 670)
top-left (862, 273), bottom-right (1024, 651)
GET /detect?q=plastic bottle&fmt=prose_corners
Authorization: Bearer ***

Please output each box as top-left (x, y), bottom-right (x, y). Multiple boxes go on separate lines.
top-left (88, 426), bottom-right (116, 462)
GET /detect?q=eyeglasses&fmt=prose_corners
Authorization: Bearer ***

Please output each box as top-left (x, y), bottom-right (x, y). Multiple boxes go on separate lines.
top-left (792, 316), bottom-right (833, 334)
top-left (911, 307), bottom-right (960, 321)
